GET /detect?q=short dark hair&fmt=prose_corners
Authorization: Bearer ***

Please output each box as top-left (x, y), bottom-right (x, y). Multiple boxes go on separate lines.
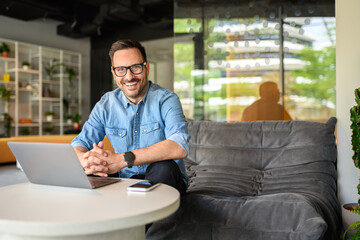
top-left (109, 39), bottom-right (147, 64)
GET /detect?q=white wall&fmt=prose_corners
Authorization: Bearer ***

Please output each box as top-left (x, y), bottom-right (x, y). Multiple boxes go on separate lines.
top-left (0, 15), bottom-right (91, 118)
top-left (141, 38), bottom-right (174, 91)
top-left (336, 0), bottom-right (360, 204)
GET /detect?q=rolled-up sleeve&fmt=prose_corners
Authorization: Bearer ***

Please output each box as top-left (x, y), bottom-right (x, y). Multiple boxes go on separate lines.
top-left (161, 93), bottom-right (190, 155)
top-left (71, 100), bottom-right (106, 150)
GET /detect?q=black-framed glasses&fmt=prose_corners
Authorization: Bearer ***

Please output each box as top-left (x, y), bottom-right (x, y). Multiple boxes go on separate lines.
top-left (112, 62), bottom-right (146, 77)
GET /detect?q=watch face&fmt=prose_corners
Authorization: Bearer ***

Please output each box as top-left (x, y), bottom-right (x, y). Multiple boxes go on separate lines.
top-left (124, 151), bottom-right (135, 168)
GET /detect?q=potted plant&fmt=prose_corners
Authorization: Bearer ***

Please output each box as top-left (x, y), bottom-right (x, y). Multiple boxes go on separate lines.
top-left (44, 125), bottom-right (54, 135)
top-left (21, 61), bottom-right (31, 70)
top-left (0, 84), bottom-right (12, 113)
top-left (344, 221), bottom-right (360, 240)
top-left (73, 112), bottom-right (81, 131)
top-left (0, 84), bottom-right (11, 102)
top-left (343, 88), bottom-right (360, 236)
top-left (65, 66), bottom-right (76, 88)
top-left (66, 114), bottom-right (73, 124)
top-left (65, 66), bottom-right (77, 102)
top-left (45, 111), bottom-right (55, 122)
top-left (0, 42), bottom-right (10, 57)
top-left (43, 59), bottom-right (60, 80)
top-left (2, 113), bottom-right (12, 137)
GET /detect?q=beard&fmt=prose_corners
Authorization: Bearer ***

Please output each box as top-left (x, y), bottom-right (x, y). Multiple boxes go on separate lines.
top-left (119, 76), bottom-right (148, 104)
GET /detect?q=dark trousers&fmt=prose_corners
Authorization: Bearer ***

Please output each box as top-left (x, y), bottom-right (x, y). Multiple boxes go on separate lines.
top-left (131, 160), bottom-right (187, 196)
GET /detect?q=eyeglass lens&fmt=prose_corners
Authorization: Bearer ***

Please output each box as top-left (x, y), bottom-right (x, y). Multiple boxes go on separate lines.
top-left (114, 63), bottom-right (145, 77)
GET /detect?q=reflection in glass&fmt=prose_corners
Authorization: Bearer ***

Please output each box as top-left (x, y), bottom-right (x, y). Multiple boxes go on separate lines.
top-left (241, 81), bottom-right (292, 121)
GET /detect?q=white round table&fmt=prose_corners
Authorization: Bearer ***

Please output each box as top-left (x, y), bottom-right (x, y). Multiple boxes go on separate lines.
top-left (0, 179), bottom-right (180, 240)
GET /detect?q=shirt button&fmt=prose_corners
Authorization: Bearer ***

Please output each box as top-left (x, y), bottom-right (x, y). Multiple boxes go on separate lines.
top-left (143, 129), bottom-right (146, 133)
top-left (136, 112), bottom-right (139, 115)
top-left (135, 130), bottom-right (138, 133)
top-left (119, 134), bottom-right (122, 136)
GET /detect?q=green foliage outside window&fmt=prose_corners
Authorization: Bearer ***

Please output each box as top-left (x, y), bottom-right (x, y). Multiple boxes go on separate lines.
top-left (290, 45), bottom-right (336, 107)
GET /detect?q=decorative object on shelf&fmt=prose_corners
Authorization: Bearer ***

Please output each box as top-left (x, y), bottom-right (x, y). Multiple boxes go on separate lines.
top-left (21, 61), bottom-right (31, 70)
top-left (73, 112), bottom-right (81, 130)
top-left (0, 42), bottom-right (10, 57)
top-left (343, 88), bottom-right (360, 237)
top-left (24, 83), bottom-right (33, 91)
top-left (18, 82), bottom-right (33, 90)
top-left (3, 74), bottom-right (10, 82)
top-left (45, 111), bottom-right (55, 122)
top-left (66, 115), bottom-right (73, 124)
top-left (19, 118), bottom-right (32, 124)
top-left (42, 87), bottom-right (55, 98)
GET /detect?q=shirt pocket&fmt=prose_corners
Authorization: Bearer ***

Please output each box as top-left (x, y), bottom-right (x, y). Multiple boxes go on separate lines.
top-left (105, 127), bottom-right (127, 153)
top-left (140, 122), bottom-right (165, 147)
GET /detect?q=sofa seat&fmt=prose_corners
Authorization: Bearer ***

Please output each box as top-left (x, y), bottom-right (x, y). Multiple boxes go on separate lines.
top-left (150, 193), bottom-right (327, 240)
top-left (146, 118), bottom-right (341, 240)
top-left (0, 135), bottom-right (113, 164)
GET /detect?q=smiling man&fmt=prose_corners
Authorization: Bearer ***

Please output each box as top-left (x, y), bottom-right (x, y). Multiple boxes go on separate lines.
top-left (71, 40), bottom-right (189, 195)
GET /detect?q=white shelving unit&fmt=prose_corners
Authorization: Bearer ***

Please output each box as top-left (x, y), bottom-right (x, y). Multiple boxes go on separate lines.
top-left (0, 38), bottom-right (81, 136)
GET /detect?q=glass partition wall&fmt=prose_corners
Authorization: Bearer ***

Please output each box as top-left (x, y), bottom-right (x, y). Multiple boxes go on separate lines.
top-left (174, 0), bottom-right (335, 122)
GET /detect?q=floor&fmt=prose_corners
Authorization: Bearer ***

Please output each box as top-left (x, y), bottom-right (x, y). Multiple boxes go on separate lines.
top-left (0, 163), bottom-right (27, 187)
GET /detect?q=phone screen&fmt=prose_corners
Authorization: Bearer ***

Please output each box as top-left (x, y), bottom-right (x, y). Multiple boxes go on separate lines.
top-left (127, 181), bottom-right (160, 192)
top-left (130, 181), bottom-right (153, 188)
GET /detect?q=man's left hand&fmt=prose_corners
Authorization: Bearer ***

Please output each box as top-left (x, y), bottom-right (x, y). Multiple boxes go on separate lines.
top-left (83, 142), bottom-right (126, 177)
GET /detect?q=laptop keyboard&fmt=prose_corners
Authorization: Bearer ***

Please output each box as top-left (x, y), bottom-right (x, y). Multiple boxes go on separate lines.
top-left (88, 177), bottom-right (120, 187)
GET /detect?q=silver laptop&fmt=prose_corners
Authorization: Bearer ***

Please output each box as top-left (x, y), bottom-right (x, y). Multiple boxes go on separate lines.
top-left (8, 142), bottom-right (120, 189)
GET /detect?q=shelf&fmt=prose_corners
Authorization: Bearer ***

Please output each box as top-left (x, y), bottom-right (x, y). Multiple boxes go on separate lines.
top-left (32, 97), bottom-right (61, 102)
top-left (42, 80), bottom-right (60, 85)
top-left (50, 74), bottom-right (62, 79)
top-left (62, 62), bottom-right (79, 68)
top-left (18, 123), bottom-right (40, 127)
top-left (0, 56), bottom-right (15, 62)
top-left (43, 120), bottom-right (61, 124)
top-left (19, 88), bottom-right (36, 92)
top-left (0, 80), bottom-right (15, 85)
top-left (7, 68), bottom-right (40, 74)
top-left (53, 73), bottom-right (79, 80)
top-left (41, 97), bottom-right (61, 102)
top-left (0, 38), bottom-right (81, 136)
top-left (69, 103), bottom-right (78, 107)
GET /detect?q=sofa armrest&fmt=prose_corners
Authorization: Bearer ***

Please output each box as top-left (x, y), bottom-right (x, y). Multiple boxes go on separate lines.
top-left (0, 135), bottom-right (114, 164)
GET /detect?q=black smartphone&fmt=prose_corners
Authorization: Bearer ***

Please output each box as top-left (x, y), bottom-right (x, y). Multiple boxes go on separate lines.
top-left (127, 181), bottom-right (161, 192)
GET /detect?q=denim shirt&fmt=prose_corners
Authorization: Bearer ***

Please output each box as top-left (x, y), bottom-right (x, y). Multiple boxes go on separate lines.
top-left (71, 81), bottom-right (190, 185)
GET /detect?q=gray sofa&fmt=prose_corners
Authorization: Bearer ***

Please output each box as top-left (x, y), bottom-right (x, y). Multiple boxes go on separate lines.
top-left (146, 117), bottom-right (341, 240)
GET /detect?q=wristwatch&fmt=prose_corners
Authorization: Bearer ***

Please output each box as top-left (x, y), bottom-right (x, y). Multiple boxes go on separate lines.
top-left (123, 151), bottom-right (135, 168)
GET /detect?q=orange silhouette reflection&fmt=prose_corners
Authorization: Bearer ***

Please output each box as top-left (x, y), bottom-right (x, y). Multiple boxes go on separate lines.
top-left (241, 81), bottom-right (292, 121)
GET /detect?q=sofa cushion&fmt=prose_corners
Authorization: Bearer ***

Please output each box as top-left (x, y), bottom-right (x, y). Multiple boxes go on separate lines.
top-left (148, 193), bottom-right (327, 240)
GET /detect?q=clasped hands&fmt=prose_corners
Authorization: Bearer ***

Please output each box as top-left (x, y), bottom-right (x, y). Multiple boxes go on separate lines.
top-left (82, 141), bottom-right (125, 177)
